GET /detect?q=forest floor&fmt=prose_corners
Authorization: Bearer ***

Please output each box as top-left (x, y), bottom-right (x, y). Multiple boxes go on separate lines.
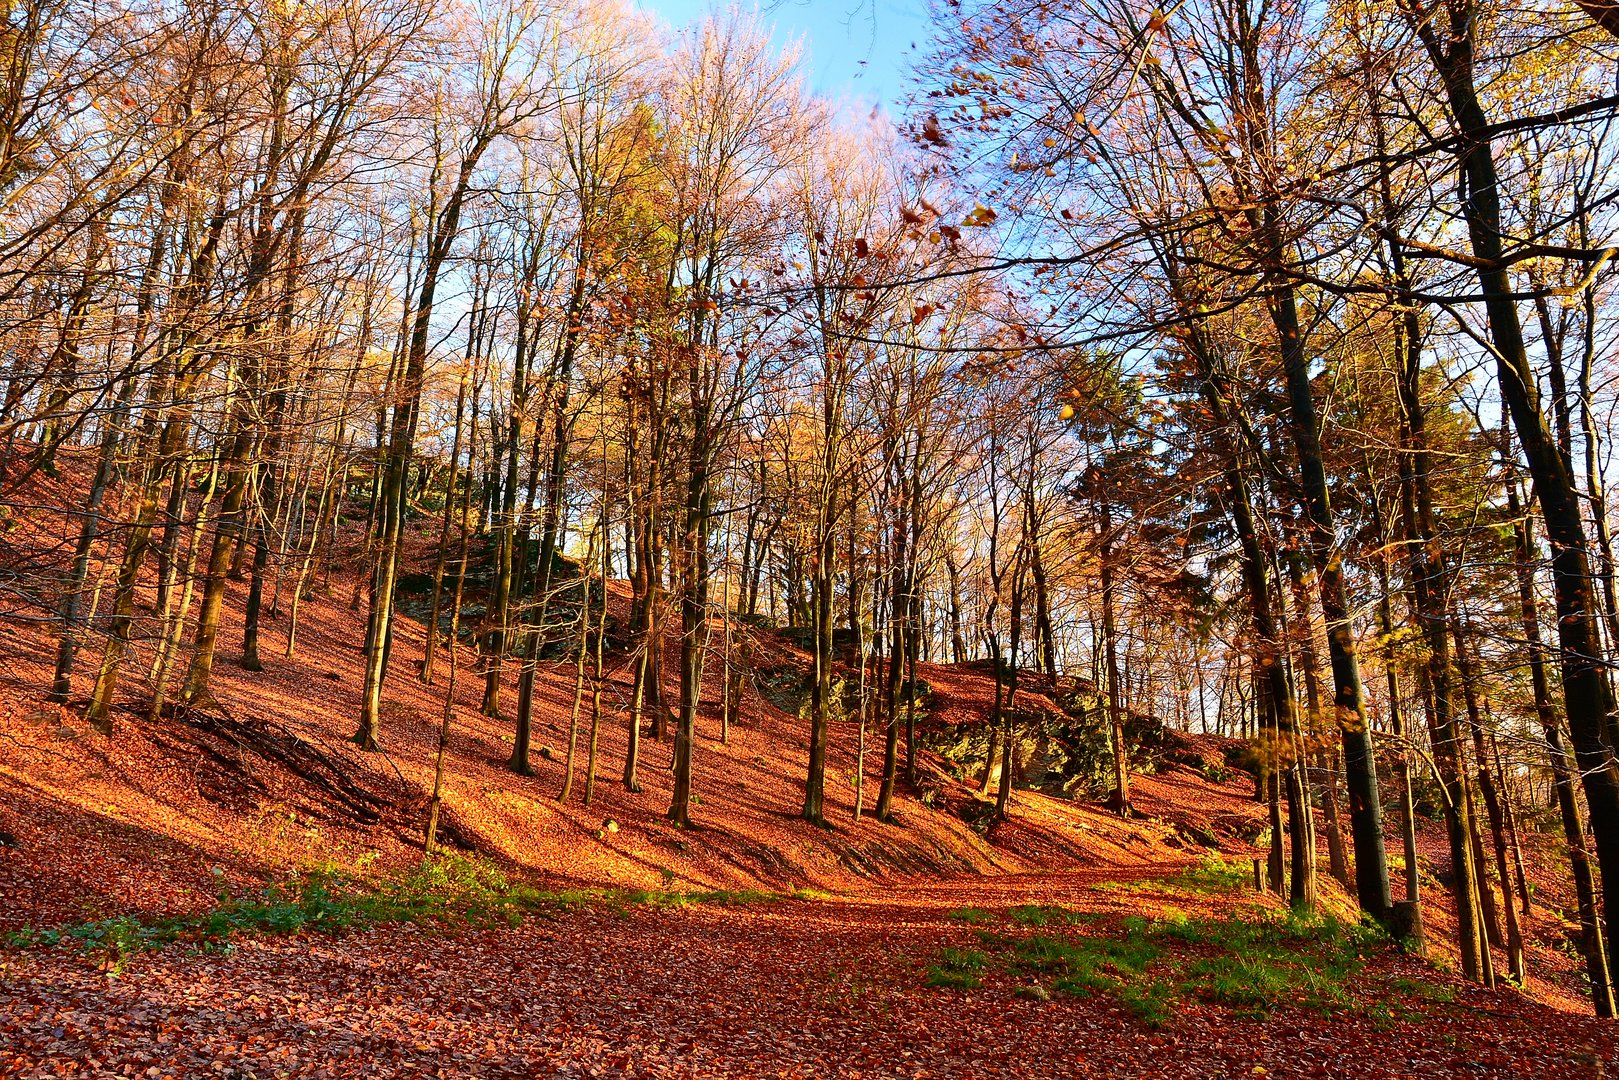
top-left (2, 863), bottom-right (1615, 1078)
top-left (0, 451), bottom-right (1613, 1075)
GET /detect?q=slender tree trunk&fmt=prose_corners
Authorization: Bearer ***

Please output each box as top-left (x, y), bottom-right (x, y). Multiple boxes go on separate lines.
top-left (585, 442), bottom-right (610, 806)
top-left (803, 408), bottom-right (839, 824)
top-left (1453, 622), bottom-right (1515, 983)
top-left (1392, 314), bottom-right (1486, 979)
top-left (240, 510), bottom-right (271, 672)
top-left (356, 147), bottom-right (487, 749)
top-left (623, 409), bottom-right (649, 791)
top-left (1222, 11), bottom-right (1388, 919)
top-left (1099, 503), bottom-right (1132, 817)
top-left (1377, 561), bottom-right (1423, 928)
top-left (1413, 8), bottom-right (1619, 975)
top-left (509, 630), bottom-right (539, 776)
top-left (423, 359), bottom-right (472, 683)
top-left (1492, 734), bottom-right (1531, 918)
top-left (424, 618), bottom-right (460, 855)
top-left (177, 410), bottom-right (255, 706)
top-left (669, 426), bottom-right (714, 828)
top-left (425, 467), bottom-right (475, 855)
top-left (946, 551), bottom-right (967, 665)
top-left (559, 599), bottom-right (590, 803)
top-left (1030, 534), bottom-right (1057, 683)
top-left (149, 453), bottom-right (216, 722)
top-left (1454, 617), bottom-right (1527, 979)
top-left (875, 602), bottom-right (902, 820)
top-left (875, 465), bottom-right (907, 822)
top-left (50, 377), bottom-right (135, 702)
top-left (904, 465), bottom-right (924, 789)
top-left (1284, 551), bottom-right (1347, 890)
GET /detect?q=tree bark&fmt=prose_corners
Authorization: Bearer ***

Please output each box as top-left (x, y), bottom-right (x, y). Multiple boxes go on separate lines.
top-left (1411, 6), bottom-right (1619, 974)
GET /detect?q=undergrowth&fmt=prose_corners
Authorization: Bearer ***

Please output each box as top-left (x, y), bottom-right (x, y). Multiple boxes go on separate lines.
top-left (947, 907), bottom-right (993, 924)
top-left (1008, 904), bottom-right (1091, 927)
top-left (1092, 855), bottom-right (1250, 897)
top-left (926, 947), bottom-right (987, 989)
top-left (925, 857), bottom-right (1428, 1028)
top-left (7, 854), bottom-right (813, 973)
top-left (930, 908), bottom-right (1388, 1026)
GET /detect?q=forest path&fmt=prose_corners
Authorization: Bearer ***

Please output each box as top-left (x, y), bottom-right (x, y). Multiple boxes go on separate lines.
top-left (2, 866), bottom-right (1613, 1079)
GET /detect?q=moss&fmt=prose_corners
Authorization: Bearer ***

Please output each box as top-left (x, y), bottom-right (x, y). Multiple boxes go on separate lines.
top-left (926, 896), bottom-right (1396, 1029)
top-left (7, 854), bottom-right (809, 972)
top-left (926, 947), bottom-right (987, 989)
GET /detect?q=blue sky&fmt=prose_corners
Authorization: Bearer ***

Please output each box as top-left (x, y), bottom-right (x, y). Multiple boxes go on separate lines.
top-left (641, 0), bottom-right (937, 114)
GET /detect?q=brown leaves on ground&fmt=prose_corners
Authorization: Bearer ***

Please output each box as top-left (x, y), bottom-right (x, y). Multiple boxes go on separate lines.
top-left (0, 501), bottom-right (1266, 939)
top-left (2, 870), bottom-right (1614, 1079)
top-left (0, 464), bottom-right (1610, 1075)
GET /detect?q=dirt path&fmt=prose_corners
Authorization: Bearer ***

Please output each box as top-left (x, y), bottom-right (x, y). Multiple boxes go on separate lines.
top-left (2, 870), bottom-right (1612, 1079)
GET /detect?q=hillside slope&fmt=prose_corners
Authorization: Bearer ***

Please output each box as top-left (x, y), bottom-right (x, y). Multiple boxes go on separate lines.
top-left (1, 477), bottom-right (1260, 934)
top-left (0, 459), bottom-right (1600, 1026)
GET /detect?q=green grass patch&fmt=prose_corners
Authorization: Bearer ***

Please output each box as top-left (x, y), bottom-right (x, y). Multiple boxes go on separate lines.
top-left (1155, 909), bottom-right (1378, 1019)
top-left (1091, 855), bottom-right (1247, 899)
top-left (1008, 904), bottom-right (1085, 927)
top-left (925, 900), bottom-right (1407, 1028)
top-left (1165, 856), bottom-right (1249, 893)
top-left (1391, 976), bottom-right (1456, 1004)
top-left (791, 887), bottom-right (837, 902)
top-left (947, 907), bottom-right (993, 924)
top-left (1111, 977), bottom-right (1180, 1027)
top-left (617, 886), bottom-right (790, 910)
top-left (7, 854), bottom-right (809, 973)
top-left (926, 947), bottom-right (987, 989)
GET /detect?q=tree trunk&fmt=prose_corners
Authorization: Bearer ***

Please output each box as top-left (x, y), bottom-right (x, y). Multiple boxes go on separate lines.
top-left (669, 428), bottom-right (714, 828)
top-left (1413, 6), bottom-right (1619, 975)
top-left (946, 551), bottom-right (967, 665)
top-left (1283, 551), bottom-right (1347, 890)
top-left (1099, 503), bottom-right (1132, 817)
top-left (423, 354), bottom-right (473, 684)
top-left (1224, 10), bottom-right (1389, 921)
top-left (50, 376), bottom-right (134, 703)
top-left (1030, 533), bottom-right (1057, 683)
top-left (803, 404), bottom-right (839, 824)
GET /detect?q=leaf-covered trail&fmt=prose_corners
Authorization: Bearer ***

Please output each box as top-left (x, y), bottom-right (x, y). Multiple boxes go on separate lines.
top-left (3, 868), bottom-right (1612, 1079)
